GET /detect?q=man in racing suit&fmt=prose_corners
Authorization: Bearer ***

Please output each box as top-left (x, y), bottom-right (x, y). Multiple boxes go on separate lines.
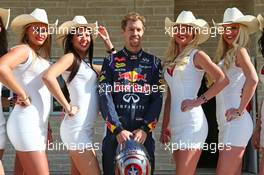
top-left (98, 12), bottom-right (163, 175)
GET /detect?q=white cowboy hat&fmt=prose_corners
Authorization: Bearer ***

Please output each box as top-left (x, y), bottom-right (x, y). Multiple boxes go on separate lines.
top-left (257, 14), bottom-right (264, 31)
top-left (11, 8), bottom-right (58, 39)
top-left (56, 16), bottom-right (98, 48)
top-left (215, 7), bottom-right (259, 34)
top-left (165, 11), bottom-right (210, 44)
top-left (0, 8), bottom-right (10, 29)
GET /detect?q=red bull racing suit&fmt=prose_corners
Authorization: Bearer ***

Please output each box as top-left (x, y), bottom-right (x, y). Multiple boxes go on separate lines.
top-left (98, 47), bottom-right (163, 175)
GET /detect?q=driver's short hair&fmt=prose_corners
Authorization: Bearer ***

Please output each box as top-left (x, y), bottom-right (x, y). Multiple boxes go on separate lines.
top-left (121, 12), bottom-right (146, 31)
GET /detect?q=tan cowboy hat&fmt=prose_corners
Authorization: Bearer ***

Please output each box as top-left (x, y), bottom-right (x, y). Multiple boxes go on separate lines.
top-left (0, 8), bottom-right (10, 29)
top-left (165, 11), bottom-right (210, 44)
top-left (257, 14), bottom-right (264, 31)
top-left (215, 7), bottom-right (259, 34)
top-left (11, 8), bottom-right (58, 39)
top-left (56, 16), bottom-right (98, 48)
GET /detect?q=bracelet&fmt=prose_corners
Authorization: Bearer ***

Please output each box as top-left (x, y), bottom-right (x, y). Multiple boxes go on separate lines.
top-left (236, 109), bottom-right (243, 116)
top-left (106, 47), bottom-right (115, 54)
top-left (200, 94), bottom-right (208, 103)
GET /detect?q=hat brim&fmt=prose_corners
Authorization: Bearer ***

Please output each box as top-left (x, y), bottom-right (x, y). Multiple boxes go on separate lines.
top-left (257, 14), bottom-right (264, 31)
top-left (216, 15), bottom-right (259, 34)
top-left (11, 14), bottom-right (51, 39)
top-left (0, 8), bottom-right (10, 29)
top-left (56, 21), bottom-right (98, 48)
top-left (165, 17), bottom-right (210, 44)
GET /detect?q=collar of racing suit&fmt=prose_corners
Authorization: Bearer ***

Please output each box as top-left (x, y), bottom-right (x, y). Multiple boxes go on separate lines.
top-left (122, 47), bottom-right (143, 60)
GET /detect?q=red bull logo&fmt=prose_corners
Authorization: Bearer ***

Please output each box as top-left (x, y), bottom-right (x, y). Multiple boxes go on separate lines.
top-left (119, 71), bottom-right (146, 83)
top-left (147, 119), bottom-right (157, 132)
top-left (106, 117), bottom-right (116, 133)
top-left (115, 57), bottom-right (126, 62)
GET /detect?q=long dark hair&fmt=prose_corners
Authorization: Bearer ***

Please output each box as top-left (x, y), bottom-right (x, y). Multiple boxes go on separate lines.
top-left (0, 18), bottom-right (8, 57)
top-left (62, 31), bottom-right (95, 102)
top-left (259, 30), bottom-right (264, 58)
top-left (64, 33), bottom-right (94, 83)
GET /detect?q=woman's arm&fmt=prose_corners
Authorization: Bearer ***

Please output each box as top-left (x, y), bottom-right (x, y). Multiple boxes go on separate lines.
top-left (98, 26), bottom-right (116, 54)
top-left (0, 45), bottom-right (30, 101)
top-left (159, 86), bottom-right (171, 144)
top-left (161, 86), bottom-right (171, 130)
top-left (195, 51), bottom-right (229, 101)
top-left (42, 53), bottom-right (76, 114)
top-left (236, 47), bottom-right (259, 114)
top-left (181, 51), bottom-right (229, 112)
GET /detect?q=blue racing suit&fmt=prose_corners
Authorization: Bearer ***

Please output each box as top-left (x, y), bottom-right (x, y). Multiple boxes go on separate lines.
top-left (98, 47), bottom-right (163, 175)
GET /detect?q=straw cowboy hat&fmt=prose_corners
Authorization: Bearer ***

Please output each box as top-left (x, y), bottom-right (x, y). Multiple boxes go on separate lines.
top-left (165, 11), bottom-right (210, 44)
top-left (215, 7), bottom-right (259, 34)
top-left (11, 8), bottom-right (58, 39)
top-left (257, 14), bottom-right (264, 31)
top-left (56, 16), bottom-right (98, 48)
top-left (0, 8), bottom-right (10, 29)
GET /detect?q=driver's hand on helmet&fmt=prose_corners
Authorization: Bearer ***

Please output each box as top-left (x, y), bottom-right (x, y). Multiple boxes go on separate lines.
top-left (116, 130), bottom-right (133, 144)
top-left (133, 129), bottom-right (147, 144)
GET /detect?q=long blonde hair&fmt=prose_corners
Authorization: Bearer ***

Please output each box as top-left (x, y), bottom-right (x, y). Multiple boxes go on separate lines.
top-left (164, 34), bottom-right (199, 70)
top-left (214, 25), bottom-right (249, 72)
top-left (20, 24), bottom-right (51, 59)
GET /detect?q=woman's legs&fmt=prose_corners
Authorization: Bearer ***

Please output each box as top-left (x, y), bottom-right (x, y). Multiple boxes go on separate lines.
top-left (216, 146), bottom-right (245, 175)
top-left (0, 160), bottom-right (4, 175)
top-left (0, 149), bottom-right (4, 175)
top-left (14, 153), bottom-right (26, 175)
top-left (70, 156), bottom-right (80, 175)
top-left (16, 150), bottom-right (49, 175)
top-left (69, 149), bottom-right (101, 175)
top-left (173, 149), bottom-right (202, 175)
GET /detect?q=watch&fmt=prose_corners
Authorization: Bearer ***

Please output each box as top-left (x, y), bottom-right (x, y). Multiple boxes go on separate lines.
top-left (107, 47), bottom-right (115, 54)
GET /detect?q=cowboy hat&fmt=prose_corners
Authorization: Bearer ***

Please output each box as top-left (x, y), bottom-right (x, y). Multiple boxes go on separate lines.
top-left (0, 8), bottom-right (10, 29)
top-left (11, 8), bottom-right (58, 39)
top-left (56, 16), bottom-right (98, 48)
top-left (165, 11), bottom-right (210, 44)
top-left (257, 14), bottom-right (264, 31)
top-left (215, 7), bottom-right (259, 34)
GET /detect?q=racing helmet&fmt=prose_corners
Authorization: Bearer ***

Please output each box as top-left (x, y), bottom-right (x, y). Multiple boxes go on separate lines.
top-left (115, 139), bottom-right (151, 175)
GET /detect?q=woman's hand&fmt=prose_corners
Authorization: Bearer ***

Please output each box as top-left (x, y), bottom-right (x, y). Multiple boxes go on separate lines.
top-left (98, 26), bottom-right (110, 42)
top-left (16, 95), bottom-right (31, 107)
top-left (181, 99), bottom-right (200, 112)
top-left (97, 26), bottom-right (116, 53)
top-left (159, 128), bottom-right (171, 144)
top-left (225, 108), bottom-right (242, 121)
top-left (65, 105), bottom-right (79, 117)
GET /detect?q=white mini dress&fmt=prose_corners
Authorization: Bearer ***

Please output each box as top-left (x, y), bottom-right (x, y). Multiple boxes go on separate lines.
top-left (164, 49), bottom-right (208, 150)
top-left (60, 60), bottom-right (98, 150)
top-left (6, 49), bottom-right (51, 151)
top-left (216, 61), bottom-right (253, 147)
